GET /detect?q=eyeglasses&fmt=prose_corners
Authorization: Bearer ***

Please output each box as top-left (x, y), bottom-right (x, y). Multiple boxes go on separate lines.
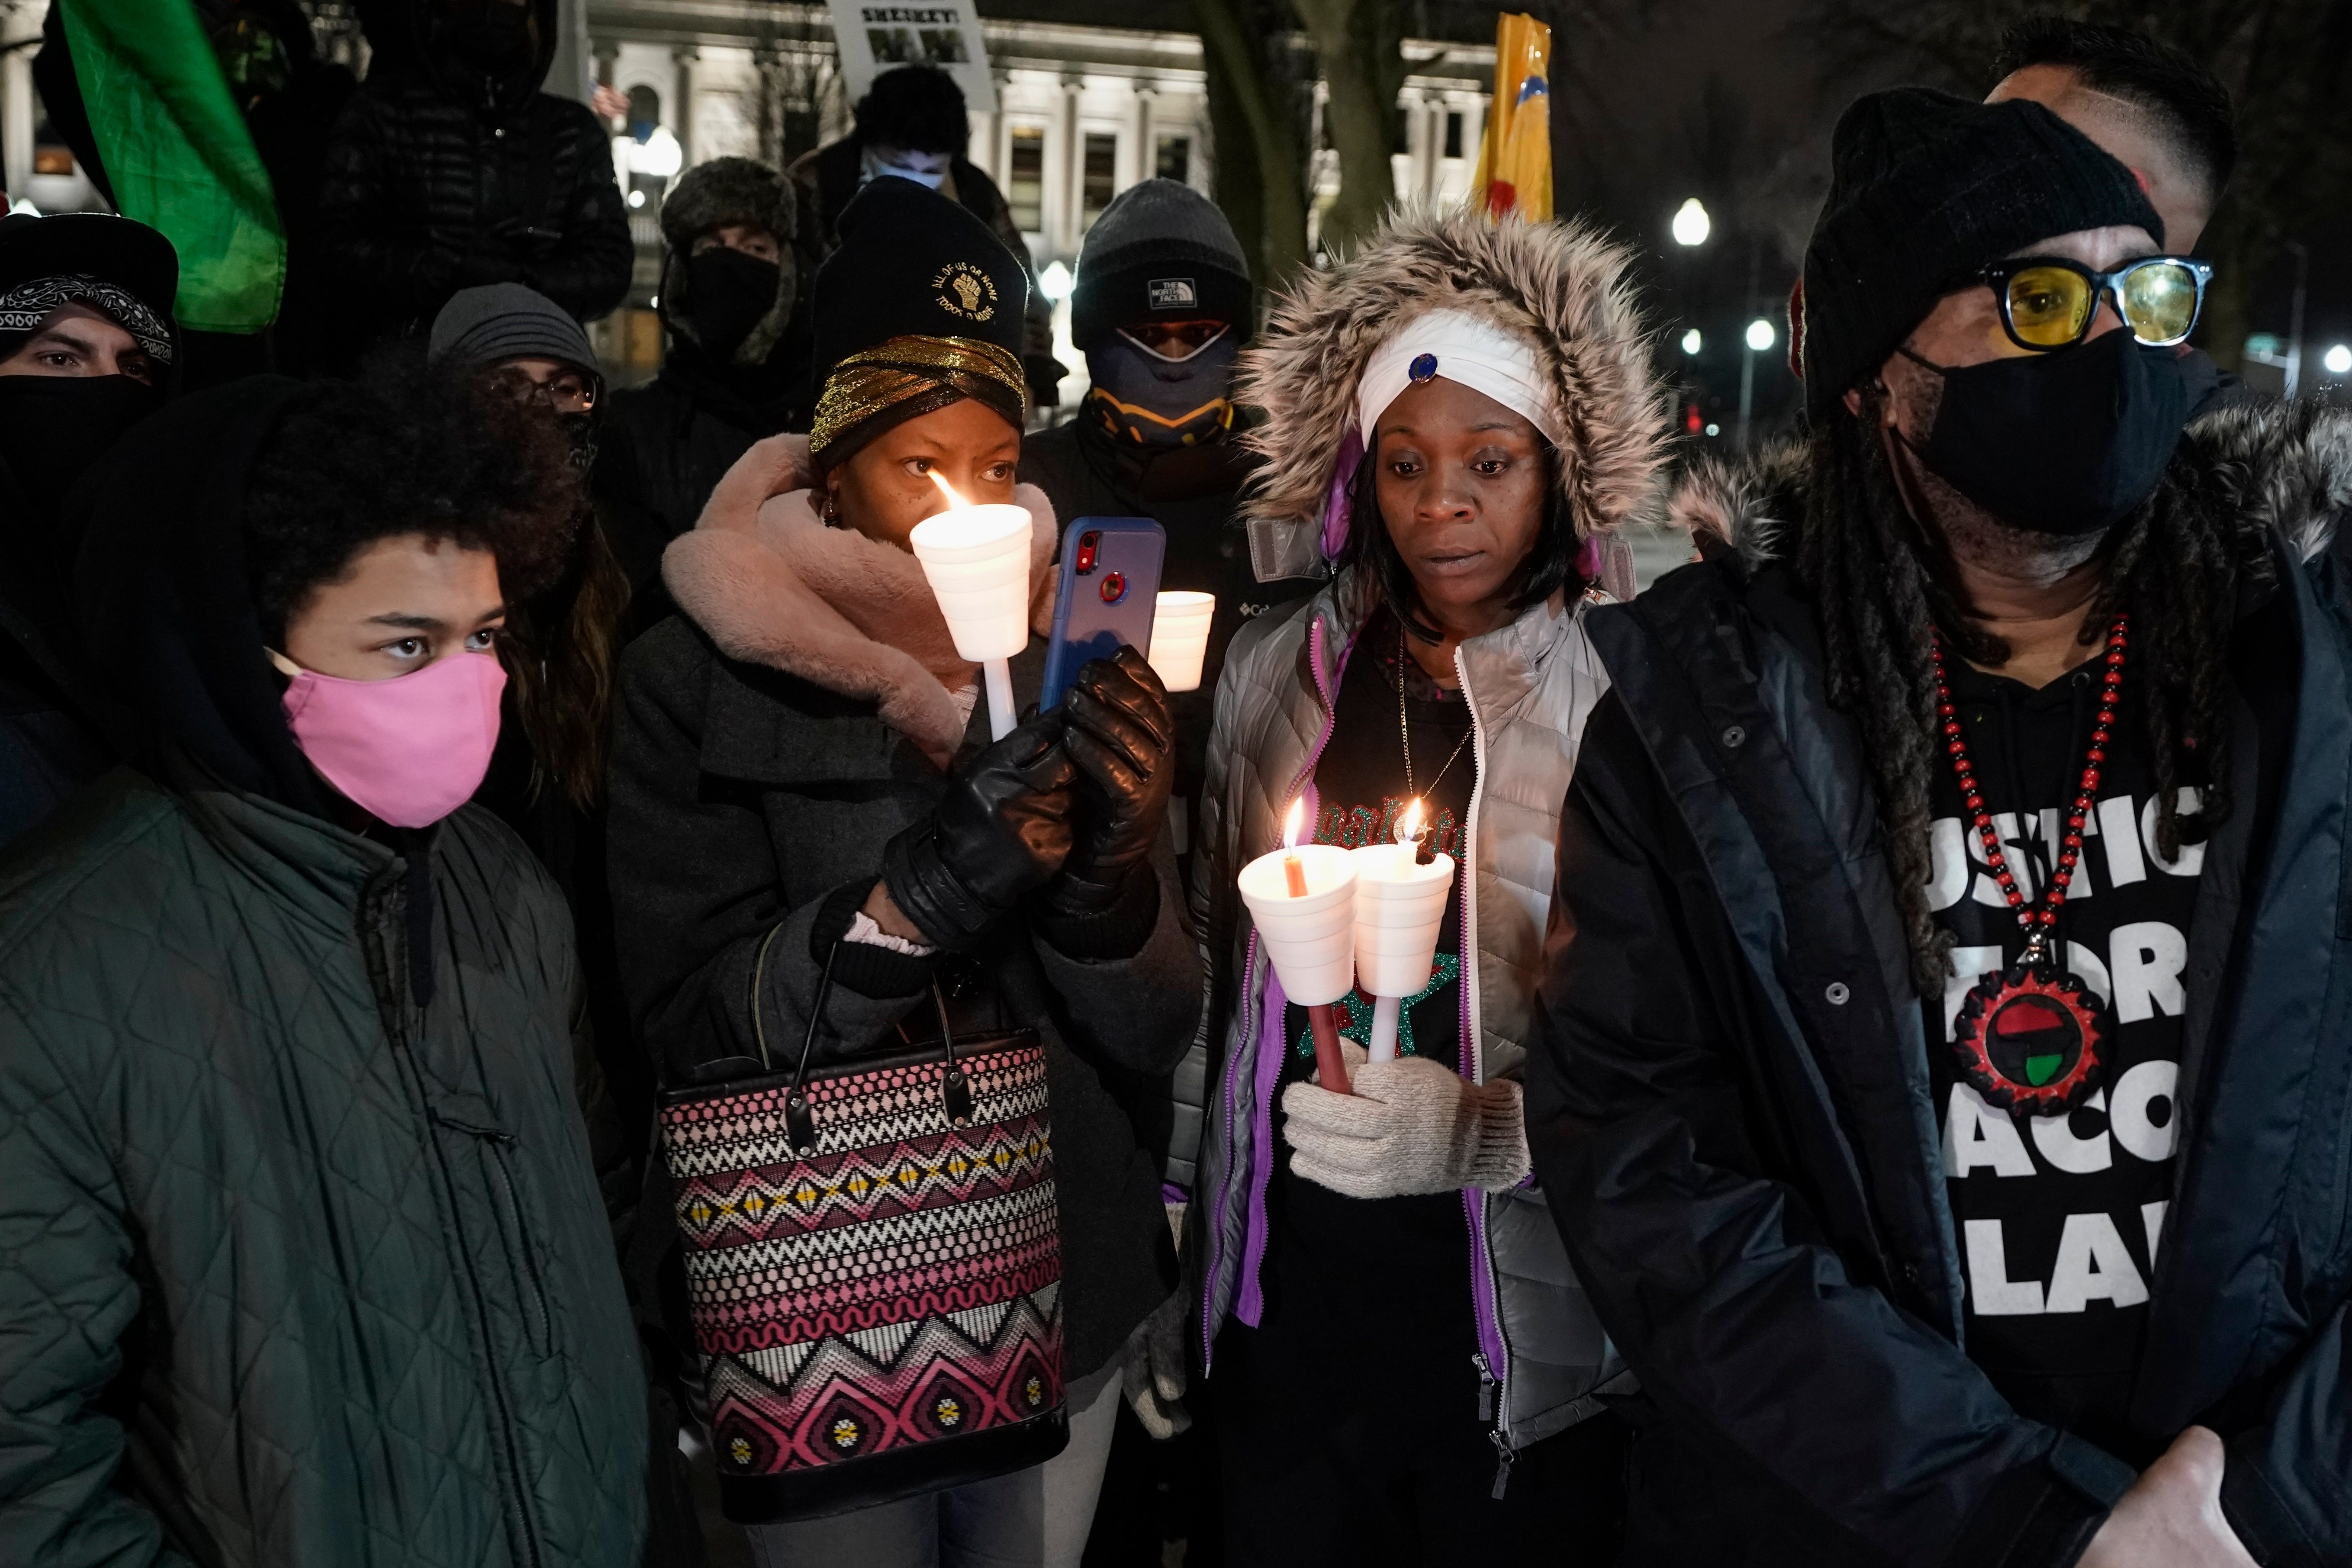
top-left (484, 365), bottom-right (600, 415)
top-left (1118, 320), bottom-right (1230, 361)
top-left (1980, 256), bottom-right (2213, 353)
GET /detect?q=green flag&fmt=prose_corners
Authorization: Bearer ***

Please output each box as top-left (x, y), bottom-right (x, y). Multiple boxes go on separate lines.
top-left (58, 0), bottom-right (285, 333)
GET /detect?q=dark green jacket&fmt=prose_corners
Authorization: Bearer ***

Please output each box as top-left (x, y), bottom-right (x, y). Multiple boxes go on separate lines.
top-left (0, 769), bottom-right (646, 1568)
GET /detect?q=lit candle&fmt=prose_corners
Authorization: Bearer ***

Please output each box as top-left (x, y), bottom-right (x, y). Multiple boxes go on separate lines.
top-left (907, 470), bottom-right (1031, 740)
top-left (1237, 796), bottom-right (1357, 1096)
top-left (1351, 797), bottom-right (1457, 1064)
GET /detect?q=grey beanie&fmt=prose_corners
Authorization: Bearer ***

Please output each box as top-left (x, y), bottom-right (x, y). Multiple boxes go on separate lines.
top-left (428, 283), bottom-right (597, 378)
top-left (1070, 178), bottom-right (1253, 351)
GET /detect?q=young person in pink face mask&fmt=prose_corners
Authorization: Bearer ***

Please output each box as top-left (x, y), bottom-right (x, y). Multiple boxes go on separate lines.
top-left (0, 369), bottom-right (649, 1568)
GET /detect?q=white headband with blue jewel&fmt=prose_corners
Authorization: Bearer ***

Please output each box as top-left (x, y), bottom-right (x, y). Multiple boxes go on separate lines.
top-left (1352, 306), bottom-right (1563, 448)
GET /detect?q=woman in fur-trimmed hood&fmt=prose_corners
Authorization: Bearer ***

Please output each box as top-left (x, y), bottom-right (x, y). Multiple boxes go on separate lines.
top-left (1183, 205), bottom-right (1670, 1563)
top-left (606, 174), bottom-right (1199, 1565)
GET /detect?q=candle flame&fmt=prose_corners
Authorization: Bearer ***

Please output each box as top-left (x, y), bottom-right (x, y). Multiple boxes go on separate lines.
top-left (926, 470), bottom-right (971, 511)
top-left (1394, 796), bottom-right (1425, 847)
top-left (1283, 797), bottom-right (1306, 851)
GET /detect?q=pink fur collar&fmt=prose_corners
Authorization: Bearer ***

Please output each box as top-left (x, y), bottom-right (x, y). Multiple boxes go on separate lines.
top-left (662, 434), bottom-right (1059, 759)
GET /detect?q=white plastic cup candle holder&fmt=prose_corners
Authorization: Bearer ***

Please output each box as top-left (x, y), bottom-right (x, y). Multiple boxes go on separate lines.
top-left (1236, 844), bottom-right (1358, 1008)
top-left (908, 504), bottom-right (1032, 662)
top-left (1146, 591), bottom-right (1216, 693)
top-left (1350, 843), bottom-right (1456, 1060)
top-left (910, 502), bottom-right (1032, 739)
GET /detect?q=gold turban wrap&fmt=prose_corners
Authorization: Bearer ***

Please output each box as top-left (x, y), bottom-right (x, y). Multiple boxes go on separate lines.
top-left (808, 334), bottom-right (1028, 469)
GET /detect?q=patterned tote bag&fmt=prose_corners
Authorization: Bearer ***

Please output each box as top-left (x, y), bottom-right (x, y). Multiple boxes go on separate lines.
top-left (658, 936), bottom-right (1068, 1522)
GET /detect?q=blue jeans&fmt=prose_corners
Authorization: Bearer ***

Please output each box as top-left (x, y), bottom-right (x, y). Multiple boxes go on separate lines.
top-left (744, 1352), bottom-right (1125, 1568)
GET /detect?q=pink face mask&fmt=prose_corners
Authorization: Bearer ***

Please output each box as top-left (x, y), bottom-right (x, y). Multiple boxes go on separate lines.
top-left (270, 648), bottom-right (507, 828)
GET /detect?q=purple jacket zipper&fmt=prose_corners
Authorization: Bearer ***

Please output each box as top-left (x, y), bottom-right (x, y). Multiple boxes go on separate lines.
top-left (1454, 646), bottom-right (1512, 1420)
top-left (1199, 612), bottom-right (1352, 1372)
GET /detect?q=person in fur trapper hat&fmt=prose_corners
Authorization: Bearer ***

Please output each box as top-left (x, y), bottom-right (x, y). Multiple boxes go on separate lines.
top-left (607, 172), bottom-right (1199, 1566)
top-left (1184, 205), bottom-right (1670, 1562)
top-left (596, 155), bottom-right (811, 630)
top-left (1529, 84), bottom-right (2352, 1567)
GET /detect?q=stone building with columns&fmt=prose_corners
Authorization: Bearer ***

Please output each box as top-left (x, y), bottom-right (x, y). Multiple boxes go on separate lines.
top-left (0, 0), bottom-right (1498, 405)
top-left (585, 0), bottom-right (1497, 401)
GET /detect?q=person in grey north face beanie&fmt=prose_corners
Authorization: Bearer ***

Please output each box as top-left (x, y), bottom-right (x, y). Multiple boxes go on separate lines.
top-left (1070, 179), bottom-right (1253, 352)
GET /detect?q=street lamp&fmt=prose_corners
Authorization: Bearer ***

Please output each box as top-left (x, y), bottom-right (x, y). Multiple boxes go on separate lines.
top-left (1671, 198), bottom-right (1711, 247)
top-left (1681, 328), bottom-right (1702, 356)
top-left (2326, 344), bottom-right (2352, 376)
top-left (631, 125), bottom-right (682, 180)
top-left (1737, 317), bottom-right (1776, 449)
top-left (1039, 260), bottom-right (1075, 302)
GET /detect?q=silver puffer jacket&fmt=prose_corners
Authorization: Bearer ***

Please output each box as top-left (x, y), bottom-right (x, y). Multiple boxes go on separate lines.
top-left (1181, 568), bottom-right (1631, 1462)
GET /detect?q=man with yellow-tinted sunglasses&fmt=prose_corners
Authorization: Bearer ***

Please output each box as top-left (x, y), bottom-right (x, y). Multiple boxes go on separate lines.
top-left (1530, 83), bottom-right (2352, 1568)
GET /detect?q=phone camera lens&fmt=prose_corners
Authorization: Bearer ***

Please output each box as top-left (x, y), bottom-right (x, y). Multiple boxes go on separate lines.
top-left (1099, 572), bottom-right (1126, 604)
top-left (1075, 531), bottom-right (1100, 574)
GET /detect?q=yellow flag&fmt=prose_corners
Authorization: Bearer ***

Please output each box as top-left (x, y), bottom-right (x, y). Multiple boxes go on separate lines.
top-left (1473, 13), bottom-right (1552, 222)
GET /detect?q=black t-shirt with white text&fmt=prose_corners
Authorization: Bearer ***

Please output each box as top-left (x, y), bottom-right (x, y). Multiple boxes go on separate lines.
top-left (1921, 657), bottom-right (2203, 1463)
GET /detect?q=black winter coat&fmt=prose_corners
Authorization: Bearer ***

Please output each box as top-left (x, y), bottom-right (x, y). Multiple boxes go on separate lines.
top-left (608, 615), bottom-right (1201, 1381)
top-left (1528, 406), bottom-right (2352, 1568)
top-left (1018, 415), bottom-right (1316, 839)
top-left (595, 347), bottom-right (804, 631)
top-left (317, 74), bottom-right (630, 352)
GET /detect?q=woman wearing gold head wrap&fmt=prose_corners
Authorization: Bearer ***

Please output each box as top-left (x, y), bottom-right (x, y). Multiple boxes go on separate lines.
top-left (608, 175), bottom-right (1200, 1567)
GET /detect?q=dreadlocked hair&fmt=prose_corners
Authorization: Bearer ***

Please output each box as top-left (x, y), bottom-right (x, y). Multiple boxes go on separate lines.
top-left (1797, 386), bottom-right (2269, 998)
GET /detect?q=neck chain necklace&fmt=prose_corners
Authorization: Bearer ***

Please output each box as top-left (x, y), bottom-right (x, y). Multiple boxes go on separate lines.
top-left (1933, 614), bottom-right (2127, 1114)
top-left (1399, 621), bottom-right (1472, 799)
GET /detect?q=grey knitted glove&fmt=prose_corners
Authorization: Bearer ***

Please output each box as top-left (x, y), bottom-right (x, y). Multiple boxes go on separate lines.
top-left (1283, 1052), bottom-right (1531, 1198)
top-left (1120, 1286), bottom-right (1193, 1439)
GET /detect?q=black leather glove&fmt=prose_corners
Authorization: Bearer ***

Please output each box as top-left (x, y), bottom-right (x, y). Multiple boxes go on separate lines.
top-left (1040, 648), bottom-right (1175, 917)
top-left (882, 707), bottom-right (1078, 951)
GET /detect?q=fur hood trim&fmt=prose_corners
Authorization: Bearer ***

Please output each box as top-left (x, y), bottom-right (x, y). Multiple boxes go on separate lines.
top-left (1671, 400), bottom-right (2352, 568)
top-left (1236, 206), bottom-right (1671, 538)
top-left (662, 434), bottom-right (1058, 759)
top-left (658, 156), bottom-right (800, 366)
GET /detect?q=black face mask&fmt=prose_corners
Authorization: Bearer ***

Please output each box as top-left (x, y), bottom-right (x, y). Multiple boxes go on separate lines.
top-left (560, 411), bottom-right (597, 473)
top-left (0, 373), bottom-right (163, 520)
top-left (684, 248), bottom-right (781, 362)
top-left (1897, 328), bottom-right (2218, 536)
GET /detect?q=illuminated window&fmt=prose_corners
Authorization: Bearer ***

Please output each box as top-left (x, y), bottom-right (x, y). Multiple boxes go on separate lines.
top-left (1155, 135), bottom-right (1190, 184)
top-left (1081, 133), bottom-right (1117, 229)
top-left (1007, 128), bottom-right (1045, 232)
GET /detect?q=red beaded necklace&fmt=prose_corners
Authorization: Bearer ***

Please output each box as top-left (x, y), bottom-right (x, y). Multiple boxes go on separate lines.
top-left (1931, 614), bottom-right (2127, 1114)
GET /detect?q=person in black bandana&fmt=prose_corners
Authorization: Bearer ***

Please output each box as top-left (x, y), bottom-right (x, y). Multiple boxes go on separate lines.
top-left (1532, 85), bottom-right (2352, 1566)
top-left (0, 212), bottom-right (178, 846)
top-left (428, 279), bottom-right (647, 1270)
top-left (596, 155), bottom-right (811, 631)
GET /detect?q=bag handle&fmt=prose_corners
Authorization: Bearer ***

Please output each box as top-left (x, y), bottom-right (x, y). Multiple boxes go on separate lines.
top-left (774, 936), bottom-right (974, 1155)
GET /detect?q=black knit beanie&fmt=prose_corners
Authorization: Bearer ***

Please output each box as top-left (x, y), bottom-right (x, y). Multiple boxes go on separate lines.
top-left (1070, 178), bottom-right (1253, 351)
top-left (811, 176), bottom-right (1030, 377)
top-left (1802, 87), bottom-right (2164, 417)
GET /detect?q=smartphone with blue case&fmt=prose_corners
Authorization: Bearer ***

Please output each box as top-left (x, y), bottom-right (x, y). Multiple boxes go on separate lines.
top-left (1040, 517), bottom-right (1166, 711)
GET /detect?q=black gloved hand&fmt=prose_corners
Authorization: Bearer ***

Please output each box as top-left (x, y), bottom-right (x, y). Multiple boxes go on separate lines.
top-left (1040, 647), bottom-right (1175, 917)
top-left (882, 707), bottom-right (1078, 951)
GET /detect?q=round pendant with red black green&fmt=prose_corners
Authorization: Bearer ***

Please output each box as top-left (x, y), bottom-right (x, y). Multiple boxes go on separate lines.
top-left (1952, 961), bottom-right (2108, 1113)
